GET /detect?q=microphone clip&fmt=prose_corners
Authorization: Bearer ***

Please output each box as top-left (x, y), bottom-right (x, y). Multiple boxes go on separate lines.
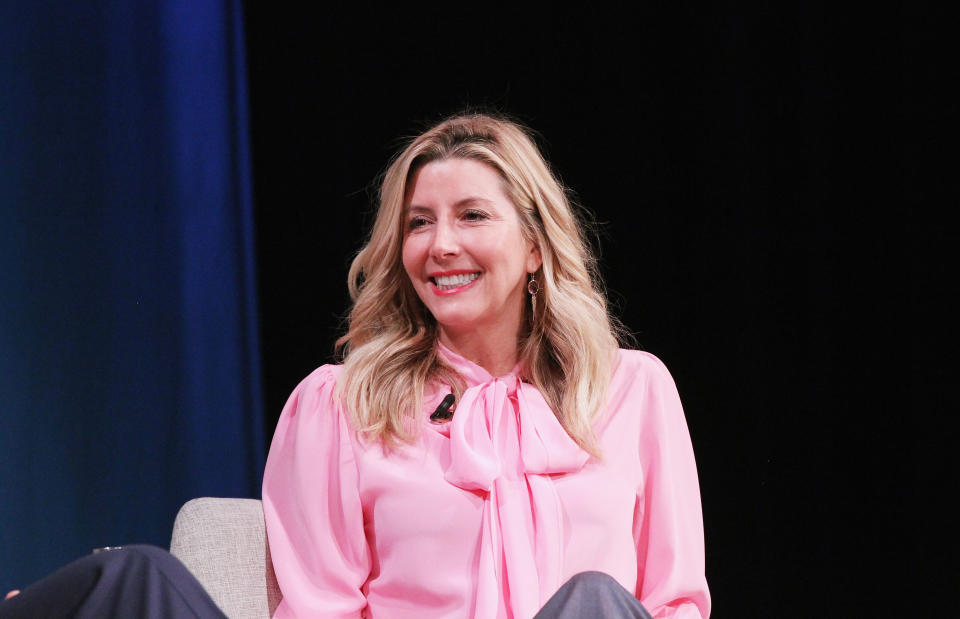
top-left (430, 393), bottom-right (456, 422)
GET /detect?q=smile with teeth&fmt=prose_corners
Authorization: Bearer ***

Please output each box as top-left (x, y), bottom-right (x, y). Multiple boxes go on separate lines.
top-left (431, 272), bottom-right (480, 290)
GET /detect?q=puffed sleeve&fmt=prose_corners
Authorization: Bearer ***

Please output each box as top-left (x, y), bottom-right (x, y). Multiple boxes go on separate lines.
top-left (632, 353), bottom-right (711, 618)
top-left (262, 366), bottom-right (371, 618)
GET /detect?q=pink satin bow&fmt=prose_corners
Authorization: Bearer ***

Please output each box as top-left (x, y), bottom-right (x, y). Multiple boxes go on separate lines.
top-left (430, 375), bottom-right (589, 618)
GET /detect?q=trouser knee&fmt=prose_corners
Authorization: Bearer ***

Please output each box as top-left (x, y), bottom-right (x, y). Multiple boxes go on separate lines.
top-left (536, 571), bottom-right (653, 619)
top-left (91, 545), bottom-right (178, 572)
top-left (563, 571), bottom-right (623, 594)
top-left (1, 544), bottom-right (223, 619)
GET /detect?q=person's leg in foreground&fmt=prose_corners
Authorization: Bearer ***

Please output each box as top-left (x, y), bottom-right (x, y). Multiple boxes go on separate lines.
top-left (0, 545), bottom-right (225, 619)
top-left (535, 571), bottom-right (654, 619)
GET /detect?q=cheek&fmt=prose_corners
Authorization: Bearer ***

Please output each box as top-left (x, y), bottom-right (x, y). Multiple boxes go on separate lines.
top-left (401, 237), bottom-right (423, 282)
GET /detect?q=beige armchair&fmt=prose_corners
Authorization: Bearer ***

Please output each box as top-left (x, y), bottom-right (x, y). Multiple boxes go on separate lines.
top-left (170, 498), bottom-right (282, 619)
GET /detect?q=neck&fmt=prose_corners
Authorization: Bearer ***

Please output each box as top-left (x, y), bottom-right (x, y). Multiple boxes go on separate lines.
top-left (438, 324), bottom-right (523, 377)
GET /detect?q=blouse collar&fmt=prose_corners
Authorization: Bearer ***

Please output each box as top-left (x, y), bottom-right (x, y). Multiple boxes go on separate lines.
top-left (436, 340), bottom-right (525, 387)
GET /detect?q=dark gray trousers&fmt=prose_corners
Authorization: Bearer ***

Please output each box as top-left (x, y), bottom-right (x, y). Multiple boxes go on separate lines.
top-left (536, 571), bottom-right (653, 619)
top-left (0, 545), bottom-right (225, 619)
top-left (2, 548), bottom-right (649, 618)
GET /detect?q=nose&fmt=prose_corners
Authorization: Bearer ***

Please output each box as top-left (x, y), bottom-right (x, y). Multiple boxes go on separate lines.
top-left (429, 218), bottom-right (460, 260)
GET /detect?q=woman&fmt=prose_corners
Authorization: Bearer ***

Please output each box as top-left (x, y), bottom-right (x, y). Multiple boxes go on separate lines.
top-left (262, 113), bottom-right (710, 618)
top-left (1, 113), bottom-right (708, 619)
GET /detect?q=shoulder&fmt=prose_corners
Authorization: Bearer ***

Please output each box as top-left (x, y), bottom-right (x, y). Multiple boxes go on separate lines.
top-left (612, 348), bottom-right (677, 394)
top-left (603, 349), bottom-right (687, 429)
top-left (298, 363), bottom-right (345, 388)
top-left (281, 363), bottom-right (345, 419)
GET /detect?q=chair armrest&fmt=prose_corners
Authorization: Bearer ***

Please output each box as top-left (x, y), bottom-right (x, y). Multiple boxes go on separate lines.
top-left (170, 497), bottom-right (282, 619)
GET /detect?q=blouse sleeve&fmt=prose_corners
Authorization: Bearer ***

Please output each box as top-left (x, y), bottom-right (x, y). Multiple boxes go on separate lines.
top-left (632, 353), bottom-right (711, 618)
top-left (262, 366), bottom-right (371, 618)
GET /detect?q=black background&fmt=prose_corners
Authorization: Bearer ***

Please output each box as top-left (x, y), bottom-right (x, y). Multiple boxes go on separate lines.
top-left (243, 5), bottom-right (950, 616)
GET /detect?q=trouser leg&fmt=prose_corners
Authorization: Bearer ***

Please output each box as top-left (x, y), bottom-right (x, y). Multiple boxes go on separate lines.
top-left (0, 545), bottom-right (225, 619)
top-left (534, 571), bottom-right (653, 619)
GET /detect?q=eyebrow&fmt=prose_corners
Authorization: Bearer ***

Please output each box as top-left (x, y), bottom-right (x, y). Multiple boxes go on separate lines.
top-left (406, 197), bottom-right (495, 212)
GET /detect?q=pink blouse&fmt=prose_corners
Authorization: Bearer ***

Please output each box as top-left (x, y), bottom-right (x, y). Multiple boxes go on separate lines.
top-left (262, 344), bottom-right (710, 618)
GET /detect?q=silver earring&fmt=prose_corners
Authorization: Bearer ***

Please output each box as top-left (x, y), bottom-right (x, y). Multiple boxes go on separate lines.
top-left (527, 275), bottom-right (539, 317)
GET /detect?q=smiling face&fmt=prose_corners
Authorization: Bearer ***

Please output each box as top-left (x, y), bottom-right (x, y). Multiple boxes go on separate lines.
top-left (401, 158), bottom-right (542, 349)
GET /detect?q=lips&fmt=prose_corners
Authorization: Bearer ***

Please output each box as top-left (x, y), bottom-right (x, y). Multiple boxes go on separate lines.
top-left (432, 273), bottom-right (480, 289)
top-left (428, 270), bottom-right (481, 294)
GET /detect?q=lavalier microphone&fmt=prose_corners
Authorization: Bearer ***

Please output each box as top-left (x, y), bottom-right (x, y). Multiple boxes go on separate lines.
top-left (430, 393), bottom-right (456, 422)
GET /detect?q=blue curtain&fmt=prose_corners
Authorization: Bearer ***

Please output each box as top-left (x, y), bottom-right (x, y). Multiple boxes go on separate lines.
top-left (0, 1), bottom-right (264, 587)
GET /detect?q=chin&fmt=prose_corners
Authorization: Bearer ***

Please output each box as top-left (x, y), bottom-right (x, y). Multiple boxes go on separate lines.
top-left (433, 317), bottom-right (478, 332)
top-left (430, 312), bottom-right (485, 333)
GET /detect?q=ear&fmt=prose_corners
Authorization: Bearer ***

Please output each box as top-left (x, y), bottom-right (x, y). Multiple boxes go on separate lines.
top-left (526, 241), bottom-right (543, 274)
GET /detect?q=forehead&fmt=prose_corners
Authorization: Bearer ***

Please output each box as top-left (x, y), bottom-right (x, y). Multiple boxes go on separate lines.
top-left (404, 158), bottom-right (511, 208)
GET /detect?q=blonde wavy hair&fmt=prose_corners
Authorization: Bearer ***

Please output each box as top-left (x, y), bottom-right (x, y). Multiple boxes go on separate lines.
top-left (336, 113), bottom-right (621, 453)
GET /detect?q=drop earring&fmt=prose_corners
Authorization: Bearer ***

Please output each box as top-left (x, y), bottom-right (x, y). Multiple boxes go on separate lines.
top-left (527, 274), bottom-right (540, 318)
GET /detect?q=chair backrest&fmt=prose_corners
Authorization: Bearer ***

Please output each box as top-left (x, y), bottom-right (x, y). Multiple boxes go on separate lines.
top-left (170, 497), bottom-right (282, 619)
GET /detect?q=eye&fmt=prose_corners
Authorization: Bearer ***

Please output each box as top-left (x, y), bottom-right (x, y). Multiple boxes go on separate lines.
top-left (407, 215), bottom-right (429, 230)
top-left (462, 209), bottom-right (489, 222)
